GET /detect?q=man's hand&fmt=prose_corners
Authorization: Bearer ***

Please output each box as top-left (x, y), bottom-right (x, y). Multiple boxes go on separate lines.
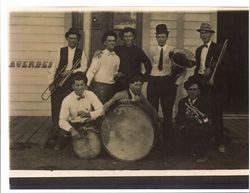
top-left (49, 83), bottom-right (55, 92)
top-left (77, 111), bottom-right (91, 119)
top-left (70, 127), bottom-right (81, 139)
top-left (61, 70), bottom-right (71, 77)
top-left (114, 72), bottom-right (124, 81)
top-left (120, 99), bottom-right (132, 104)
top-left (204, 68), bottom-right (212, 77)
top-left (93, 49), bottom-right (103, 59)
top-left (133, 95), bottom-right (141, 102)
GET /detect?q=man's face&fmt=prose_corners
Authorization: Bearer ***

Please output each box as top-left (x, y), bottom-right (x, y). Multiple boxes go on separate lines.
top-left (129, 81), bottom-right (143, 95)
top-left (72, 80), bottom-right (86, 96)
top-left (187, 84), bottom-right (200, 100)
top-left (123, 32), bottom-right (135, 47)
top-left (200, 31), bottom-right (213, 44)
top-left (156, 33), bottom-right (168, 47)
top-left (67, 34), bottom-right (79, 48)
top-left (104, 36), bottom-right (116, 51)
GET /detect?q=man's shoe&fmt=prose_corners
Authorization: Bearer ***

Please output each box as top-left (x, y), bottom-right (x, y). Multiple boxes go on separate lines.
top-left (196, 157), bottom-right (207, 163)
top-left (218, 144), bottom-right (225, 153)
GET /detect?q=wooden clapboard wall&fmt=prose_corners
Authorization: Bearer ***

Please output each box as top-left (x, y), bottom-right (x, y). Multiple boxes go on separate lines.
top-left (9, 12), bottom-right (67, 116)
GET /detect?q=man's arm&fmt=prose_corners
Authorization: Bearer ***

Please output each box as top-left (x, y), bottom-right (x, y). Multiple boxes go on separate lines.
top-left (48, 50), bottom-right (60, 84)
top-left (59, 98), bottom-right (73, 132)
top-left (140, 49), bottom-right (152, 79)
top-left (86, 57), bottom-right (101, 86)
top-left (73, 50), bottom-right (88, 73)
top-left (103, 91), bottom-right (126, 112)
top-left (88, 92), bottom-right (104, 119)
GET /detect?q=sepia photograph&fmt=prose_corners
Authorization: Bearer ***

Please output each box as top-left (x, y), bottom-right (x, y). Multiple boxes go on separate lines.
top-left (4, 5), bottom-right (249, 190)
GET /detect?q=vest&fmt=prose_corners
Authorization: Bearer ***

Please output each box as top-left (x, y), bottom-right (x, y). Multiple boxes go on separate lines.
top-left (55, 47), bottom-right (82, 78)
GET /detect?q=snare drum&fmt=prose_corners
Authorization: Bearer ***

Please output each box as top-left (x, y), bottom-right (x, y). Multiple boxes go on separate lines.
top-left (101, 104), bottom-right (154, 161)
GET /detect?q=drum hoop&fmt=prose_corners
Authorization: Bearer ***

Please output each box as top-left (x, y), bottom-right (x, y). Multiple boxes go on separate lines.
top-left (101, 104), bottom-right (155, 162)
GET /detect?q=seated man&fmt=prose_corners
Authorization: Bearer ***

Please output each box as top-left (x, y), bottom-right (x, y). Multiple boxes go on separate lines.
top-left (55, 72), bottom-right (104, 151)
top-left (104, 73), bottom-right (162, 145)
top-left (175, 77), bottom-right (210, 163)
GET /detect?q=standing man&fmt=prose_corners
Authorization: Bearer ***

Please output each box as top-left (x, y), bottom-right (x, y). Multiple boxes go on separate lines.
top-left (57, 72), bottom-right (103, 151)
top-left (86, 30), bottom-right (120, 103)
top-left (48, 27), bottom-right (88, 145)
top-left (115, 27), bottom-right (152, 89)
top-left (146, 24), bottom-right (177, 146)
top-left (93, 27), bottom-right (152, 90)
top-left (195, 23), bottom-right (230, 153)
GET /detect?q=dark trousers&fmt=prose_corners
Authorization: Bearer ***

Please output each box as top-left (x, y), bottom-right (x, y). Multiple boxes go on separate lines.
top-left (89, 81), bottom-right (115, 104)
top-left (202, 85), bottom-right (225, 145)
top-left (147, 75), bottom-right (177, 140)
top-left (181, 122), bottom-right (209, 157)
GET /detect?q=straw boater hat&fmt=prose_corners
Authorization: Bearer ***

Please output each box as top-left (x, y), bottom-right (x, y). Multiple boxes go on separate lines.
top-left (65, 27), bottom-right (81, 39)
top-left (196, 23), bottom-right (215, 33)
top-left (156, 24), bottom-right (169, 34)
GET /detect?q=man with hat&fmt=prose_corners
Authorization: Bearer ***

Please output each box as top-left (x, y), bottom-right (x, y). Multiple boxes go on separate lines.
top-left (146, 24), bottom-right (177, 150)
top-left (175, 76), bottom-right (210, 163)
top-left (195, 22), bottom-right (231, 153)
top-left (48, 27), bottom-right (88, 149)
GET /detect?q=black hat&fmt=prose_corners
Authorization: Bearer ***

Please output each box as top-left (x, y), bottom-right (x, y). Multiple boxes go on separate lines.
top-left (156, 24), bottom-right (169, 35)
top-left (65, 27), bottom-right (81, 40)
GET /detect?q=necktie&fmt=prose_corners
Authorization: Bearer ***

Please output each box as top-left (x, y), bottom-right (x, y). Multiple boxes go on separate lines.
top-left (77, 95), bottom-right (85, 100)
top-left (158, 47), bottom-right (163, 71)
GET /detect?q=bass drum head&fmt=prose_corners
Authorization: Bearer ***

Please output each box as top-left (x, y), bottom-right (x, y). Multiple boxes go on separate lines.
top-left (101, 104), bottom-right (154, 161)
top-left (73, 130), bottom-right (101, 159)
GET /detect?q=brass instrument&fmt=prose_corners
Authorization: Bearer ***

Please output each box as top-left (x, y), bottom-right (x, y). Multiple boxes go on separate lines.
top-left (207, 39), bottom-right (229, 86)
top-left (185, 102), bottom-right (208, 124)
top-left (41, 57), bottom-right (81, 100)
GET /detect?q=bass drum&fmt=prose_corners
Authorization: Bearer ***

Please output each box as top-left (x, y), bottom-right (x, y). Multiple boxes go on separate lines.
top-left (101, 104), bottom-right (154, 161)
top-left (72, 128), bottom-right (101, 159)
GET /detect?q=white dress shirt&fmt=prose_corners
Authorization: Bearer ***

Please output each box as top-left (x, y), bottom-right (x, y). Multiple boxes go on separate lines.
top-left (48, 46), bottom-right (88, 84)
top-left (86, 49), bottom-right (120, 86)
top-left (198, 41), bottom-right (212, 75)
top-left (59, 90), bottom-right (103, 131)
top-left (147, 44), bottom-right (174, 76)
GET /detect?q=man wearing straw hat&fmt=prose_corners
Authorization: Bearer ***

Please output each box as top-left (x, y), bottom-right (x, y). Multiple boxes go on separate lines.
top-left (47, 27), bottom-right (88, 149)
top-left (195, 22), bottom-right (231, 153)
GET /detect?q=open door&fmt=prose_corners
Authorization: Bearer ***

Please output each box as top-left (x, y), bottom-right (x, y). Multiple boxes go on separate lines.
top-left (90, 12), bottom-right (143, 60)
top-left (217, 11), bottom-right (248, 113)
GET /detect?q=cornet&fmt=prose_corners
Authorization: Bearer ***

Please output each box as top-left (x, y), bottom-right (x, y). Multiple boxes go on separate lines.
top-left (41, 57), bottom-right (81, 100)
top-left (185, 102), bottom-right (208, 124)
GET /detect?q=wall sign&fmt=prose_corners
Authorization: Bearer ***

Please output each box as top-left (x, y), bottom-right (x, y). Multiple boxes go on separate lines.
top-left (9, 60), bottom-right (53, 68)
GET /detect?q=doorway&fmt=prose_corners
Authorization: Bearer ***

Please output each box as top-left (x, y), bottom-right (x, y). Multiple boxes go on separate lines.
top-left (217, 11), bottom-right (249, 113)
top-left (89, 12), bottom-right (143, 60)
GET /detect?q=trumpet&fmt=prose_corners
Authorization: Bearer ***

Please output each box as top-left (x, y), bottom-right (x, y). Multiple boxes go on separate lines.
top-left (185, 102), bottom-right (208, 124)
top-left (41, 57), bottom-right (81, 100)
top-left (207, 39), bottom-right (228, 86)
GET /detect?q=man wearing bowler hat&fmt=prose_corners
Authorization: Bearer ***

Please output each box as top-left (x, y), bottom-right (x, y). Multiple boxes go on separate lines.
top-left (146, 24), bottom-right (177, 152)
top-left (195, 22), bottom-right (231, 153)
top-left (48, 27), bottom-right (88, 150)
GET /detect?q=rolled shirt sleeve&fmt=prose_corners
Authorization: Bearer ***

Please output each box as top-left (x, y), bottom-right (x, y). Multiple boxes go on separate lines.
top-left (86, 57), bottom-right (101, 86)
top-left (59, 99), bottom-right (73, 132)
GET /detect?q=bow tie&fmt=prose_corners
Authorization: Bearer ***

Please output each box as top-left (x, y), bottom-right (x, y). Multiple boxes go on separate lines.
top-left (202, 44), bottom-right (208, 48)
top-left (77, 95), bottom-right (85, 100)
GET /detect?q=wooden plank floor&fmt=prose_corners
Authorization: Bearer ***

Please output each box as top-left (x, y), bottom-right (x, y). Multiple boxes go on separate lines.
top-left (9, 116), bottom-right (249, 148)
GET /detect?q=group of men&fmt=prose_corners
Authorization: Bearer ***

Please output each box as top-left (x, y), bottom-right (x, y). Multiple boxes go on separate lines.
top-left (47, 22), bottom-right (230, 163)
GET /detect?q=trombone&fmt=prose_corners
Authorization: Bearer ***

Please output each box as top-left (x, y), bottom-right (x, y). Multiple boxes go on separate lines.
top-left (185, 102), bottom-right (209, 124)
top-left (41, 57), bottom-right (81, 100)
top-left (207, 39), bottom-right (228, 86)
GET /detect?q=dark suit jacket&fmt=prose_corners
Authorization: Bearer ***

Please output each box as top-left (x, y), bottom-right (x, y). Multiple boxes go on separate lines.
top-left (195, 41), bottom-right (231, 96)
top-left (175, 96), bottom-right (209, 126)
